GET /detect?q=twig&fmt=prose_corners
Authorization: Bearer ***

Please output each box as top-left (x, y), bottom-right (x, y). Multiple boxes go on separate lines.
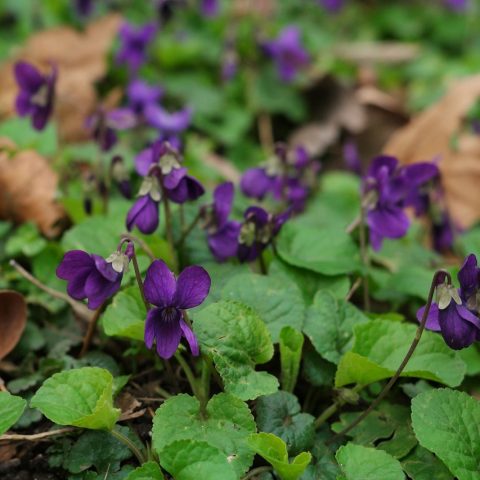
top-left (79, 303), bottom-right (106, 358)
top-left (326, 269), bottom-right (450, 443)
top-left (9, 260), bottom-right (93, 322)
top-left (345, 277), bottom-right (362, 302)
top-left (241, 466), bottom-right (272, 480)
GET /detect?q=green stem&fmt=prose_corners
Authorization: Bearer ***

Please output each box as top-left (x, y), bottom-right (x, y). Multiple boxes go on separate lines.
top-left (131, 247), bottom-right (150, 312)
top-left (175, 210), bottom-right (202, 248)
top-left (199, 354), bottom-right (212, 414)
top-left (110, 428), bottom-right (146, 465)
top-left (326, 269), bottom-right (451, 443)
top-left (359, 203), bottom-right (370, 311)
top-left (175, 352), bottom-right (201, 401)
top-left (258, 251), bottom-right (267, 275)
top-left (158, 173), bottom-right (178, 273)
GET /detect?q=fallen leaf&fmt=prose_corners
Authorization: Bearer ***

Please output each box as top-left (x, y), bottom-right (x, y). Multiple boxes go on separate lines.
top-left (384, 74), bottom-right (480, 228)
top-left (0, 14), bottom-right (122, 143)
top-left (0, 291), bottom-right (27, 360)
top-left (0, 144), bottom-right (65, 236)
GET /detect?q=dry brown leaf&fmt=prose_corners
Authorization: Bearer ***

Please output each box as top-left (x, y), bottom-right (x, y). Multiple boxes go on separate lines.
top-left (0, 145), bottom-right (65, 236)
top-left (0, 14), bottom-right (122, 142)
top-left (0, 291), bottom-right (27, 360)
top-left (384, 75), bottom-right (480, 228)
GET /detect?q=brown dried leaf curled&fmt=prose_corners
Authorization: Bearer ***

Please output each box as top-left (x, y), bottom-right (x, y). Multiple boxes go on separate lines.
top-left (0, 291), bottom-right (27, 360)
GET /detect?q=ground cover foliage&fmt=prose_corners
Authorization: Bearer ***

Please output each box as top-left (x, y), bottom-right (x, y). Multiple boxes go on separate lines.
top-left (1, 1), bottom-right (480, 479)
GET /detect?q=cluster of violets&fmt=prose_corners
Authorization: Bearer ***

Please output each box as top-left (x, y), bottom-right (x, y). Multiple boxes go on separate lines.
top-left (418, 253), bottom-right (480, 350)
top-left (361, 155), bottom-right (455, 252)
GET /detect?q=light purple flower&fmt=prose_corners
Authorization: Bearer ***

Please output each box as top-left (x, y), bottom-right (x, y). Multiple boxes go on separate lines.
top-left (145, 104), bottom-right (192, 133)
top-left (445, 0), bottom-right (468, 11)
top-left (14, 61), bottom-right (57, 131)
top-left (144, 260), bottom-right (211, 359)
top-left (263, 26), bottom-right (309, 82)
top-left (343, 139), bottom-right (361, 175)
top-left (127, 79), bottom-right (163, 116)
top-left (417, 254), bottom-right (480, 350)
top-left (57, 248), bottom-right (132, 309)
top-left (117, 22), bottom-right (156, 74)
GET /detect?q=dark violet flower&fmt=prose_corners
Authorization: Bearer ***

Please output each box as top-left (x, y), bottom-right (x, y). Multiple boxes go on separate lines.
top-left (237, 206), bottom-right (289, 262)
top-left (417, 254), bottom-right (480, 350)
top-left (126, 176), bottom-right (161, 233)
top-left (111, 155), bottom-right (132, 199)
top-left (117, 22), bottom-right (156, 74)
top-left (432, 212), bottom-right (455, 253)
top-left (401, 162), bottom-right (439, 216)
top-left (201, 0), bottom-right (219, 17)
top-left (201, 182), bottom-right (241, 261)
top-left (343, 139), bottom-right (361, 175)
top-left (263, 26), bottom-right (309, 82)
top-left (363, 156), bottom-right (438, 251)
top-left (144, 260), bottom-right (211, 359)
top-left (127, 79), bottom-right (163, 116)
top-left (57, 248), bottom-right (132, 309)
top-left (319, 0), bottom-right (344, 13)
top-left (240, 167), bottom-right (275, 200)
top-left (445, 0), bottom-right (468, 11)
top-left (74, 0), bottom-right (94, 17)
top-left (14, 61), bottom-right (57, 131)
top-left (87, 108), bottom-right (136, 152)
top-left (135, 141), bottom-right (204, 204)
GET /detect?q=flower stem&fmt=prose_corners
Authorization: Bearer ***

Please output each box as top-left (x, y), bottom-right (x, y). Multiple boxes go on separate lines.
top-left (110, 428), bottom-right (146, 465)
top-left (258, 251), bottom-right (267, 275)
top-left (130, 246), bottom-right (150, 312)
top-left (199, 354), bottom-right (212, 415)
top-left (359, 203), bottom-right (371, 311)
top-left (174, 352), bottom-right (202, 402)
top-left (79, 302), bottom-right (105, 358)
top-left (175, 210), bottom-right (202, 248)
top-left (120, 233), bottom-right (156, 261)
top-left (326, 269), bottom-right (451, 443)
top-left (241, 466), bottom-right (272, 480)
top-left (158, 173), bottom-right (179, 273)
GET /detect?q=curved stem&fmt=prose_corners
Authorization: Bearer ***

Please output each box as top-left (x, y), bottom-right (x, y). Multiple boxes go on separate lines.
top-left (110, 428), bottom-right (146, 465)
top-left (120, 233), bottom-right (156, 261)
top-left (175, 352), bottom-right (201, 402)
top-left (175, 210), bottom-right (202, 248)
top-left (79, 302), bottom-right (105, 358)
top-left (359, 204), bottom-right (370, 311)
top-left (131, 247), bottom-right (150, 312)
top-left (241, 466), bottom-right (272, 480)
top-left (327, 269), bottom-right (451, 443)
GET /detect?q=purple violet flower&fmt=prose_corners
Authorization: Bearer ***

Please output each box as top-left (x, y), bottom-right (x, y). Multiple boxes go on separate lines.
top-left (263, 26), bottom-right (309, 83)
top-left (363, 156), bottom-right (438, 251)
top-left (126, 176), bottom-right (161, 234)
top-left (237, 206), bottom-right (289, 262)
top-left (57, 248), bottom-right (132, 309)
top-left (87, 108), bottom-right (137, 152)
top-left (432, 212), bottom-right (455, 253)
top-left (319, 0), bottom-right (345, 13)
top-left (445, 0), bottom-right (468, 11)
top-left (135, 141), bottom-right (204, 204)
top-left (117, 22), bottom-right (156, 74)
top-left (127, 79), bottom-right (163, 116)
top-left (144, 104), bottom-right (192, 148)
top-left (74, 0), bottom-right (94, 17)
top-left (417, 254), bottom-right (480, 350)
top-left (144, 260), bottom-right (211, 359)
top-left (201, 182), bottom-right (241, 261)
top-left (111, 155), bottom-right (132, 199)
top-left (343, 139), bottom-right (361, 175)
top-left (201, 0), bottom-right (219, 17)
top-left (14, 61), bottom-right (57, 131)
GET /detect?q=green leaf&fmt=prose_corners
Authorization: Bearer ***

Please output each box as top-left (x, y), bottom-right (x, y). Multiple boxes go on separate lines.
top-left (401, 446), bottom-right (453, 480)
top-left (0, 117), bottom-right (57, 156)
top-left (160, 440), bottom-right (237, 480)
top-left (194, 300), bottom-right (278, 400)
top-left (270, 258), bottom-right (351, 304)
top-left (125, 461), bottom-right (165, 480)
top-left (256, 391), bottom-right (315, 456)
top-left (101, 287), bottom-right (146, 341)
top-left (302, 349), bottom-right (335, 387)
top-left (335, 320), bottom-right (465, 388)
top-left (247, 433), bottom-right (312, 480)
top-left (5, 222), bottom-right (47, 257)
top-left (304, 291), bottom-right (368, 365)
top-left (276, 222), bottom-right (360, 276)
top-left (335, 443), bottom-right (405, 480)
top-left (279, 327), bottom-right (304, 393)
top-left (64, 426), bottom-right (134, 474)
top-left (30, 367), bottom-right (120, 430)
top-left (0, 392), bottom-right (27, 435)
top-left (458, 344), bottom-right (480, 376)
top-left (152, 393), bottom-right (255, 477)
top-left (332, 403), bottom-right (417, 459)
top-left (411, 389), bottom-right (480, 480)
top-left (222, 273), bottom-right (306, 342)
